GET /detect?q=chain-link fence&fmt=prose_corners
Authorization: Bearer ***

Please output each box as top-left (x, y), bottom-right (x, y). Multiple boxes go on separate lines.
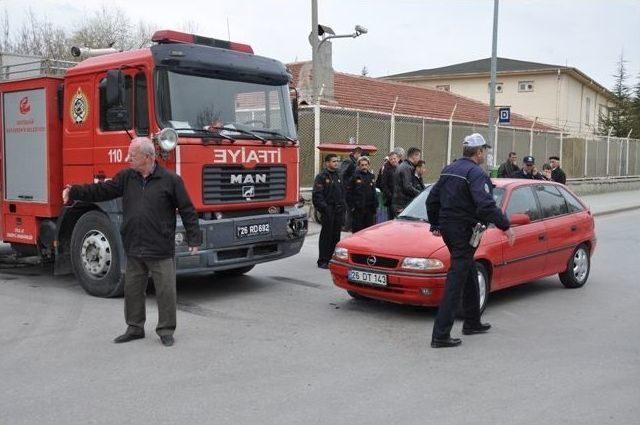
top-left (297, 105), bottom-right (640, 187)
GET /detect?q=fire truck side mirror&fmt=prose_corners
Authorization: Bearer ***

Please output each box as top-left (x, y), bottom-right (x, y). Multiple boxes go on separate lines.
top-left (105, 70), bottom-right (130, 129)
top-left (289, 88), bottom-right (299, 129)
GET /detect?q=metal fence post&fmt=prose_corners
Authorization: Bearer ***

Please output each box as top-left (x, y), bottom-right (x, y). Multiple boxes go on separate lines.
top-left (313, 103), bottom-right (321, 177)
top-left (559, 131), bottom-right (563, 161)
top-left (421, 118), bottom-right (425, 157)
top-left (626, 130), bottom-right (633, 175)
top-left (584, 136), bottom-right (589, 177)
top-left (356, 111), bottom-right (360, 143)
top-left (606, 128), bottom-right (612, 176)
top-left (389, 96), bottom-right (398, 151)
top-left (493, 118), bottom-right (499, 167)
top-left (529, 117), bottom-right (537, 156)
top-left (447, 104), bottom-right (457, 164)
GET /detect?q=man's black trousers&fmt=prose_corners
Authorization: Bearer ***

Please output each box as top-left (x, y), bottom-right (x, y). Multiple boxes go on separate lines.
top-left (432, 222), bottom-right (482, 340)
top-left (351, 209), bottom-right (375, 233)
top-left (318, 206), bottom-right (344, 265)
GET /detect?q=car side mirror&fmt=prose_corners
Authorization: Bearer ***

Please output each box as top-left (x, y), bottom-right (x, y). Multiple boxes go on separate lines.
top-left (289, 87), bottom-right (299, 129)
top-left (510, 213), bottom-right (531, 226)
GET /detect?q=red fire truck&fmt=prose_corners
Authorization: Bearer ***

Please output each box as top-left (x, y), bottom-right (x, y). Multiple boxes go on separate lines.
top-left (0, 30), bottom-right (307, 297)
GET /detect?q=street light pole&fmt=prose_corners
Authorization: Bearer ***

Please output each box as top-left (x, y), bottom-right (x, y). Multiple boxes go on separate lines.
top-left (488, 0), bottom-right (499, 166)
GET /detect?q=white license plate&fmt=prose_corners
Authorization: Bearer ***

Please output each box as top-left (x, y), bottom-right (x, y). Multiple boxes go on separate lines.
top-left (236, 222), bottom-right (270, 239)
top-left (348, 269), bottom-right (387, 286)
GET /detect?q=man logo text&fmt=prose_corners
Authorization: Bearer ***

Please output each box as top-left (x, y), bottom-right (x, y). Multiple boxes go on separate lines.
top-left (230, 174), bottom-right (267, 184)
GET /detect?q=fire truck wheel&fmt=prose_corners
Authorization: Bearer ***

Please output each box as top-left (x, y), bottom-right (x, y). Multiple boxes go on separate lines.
top-left (215, 265), bottom-right (255, 277)
top-left (70, 211), bottom-right (124, 298)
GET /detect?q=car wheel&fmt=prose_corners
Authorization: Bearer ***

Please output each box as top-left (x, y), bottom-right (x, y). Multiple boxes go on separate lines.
top-left (216, 265), bottom-right (255, 277)
top-left (559, 244), bottom-right (590, 288)
top-left (347, 290), bottom-right (370, 300)
top-left (456, 262), bottom-right (490, 317)
top-left (70, 211), bottom-right (124, 297)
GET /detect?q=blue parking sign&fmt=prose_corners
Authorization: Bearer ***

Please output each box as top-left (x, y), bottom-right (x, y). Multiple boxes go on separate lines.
top-left (498, 107), bottom-right (510, 123)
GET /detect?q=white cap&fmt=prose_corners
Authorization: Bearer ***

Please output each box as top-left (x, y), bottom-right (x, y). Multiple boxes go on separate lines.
top-left (462, 133), bottom-right (491, 148)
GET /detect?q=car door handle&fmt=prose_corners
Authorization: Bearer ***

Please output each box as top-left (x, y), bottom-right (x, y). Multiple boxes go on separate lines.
top-left (570, 225), bottom-right (577, 232)
top-left (538, 233), bottom-right (546, 241)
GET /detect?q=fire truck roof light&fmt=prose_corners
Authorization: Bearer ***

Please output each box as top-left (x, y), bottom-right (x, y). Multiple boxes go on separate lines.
top-left (152, 30), bottom-right (254, 54)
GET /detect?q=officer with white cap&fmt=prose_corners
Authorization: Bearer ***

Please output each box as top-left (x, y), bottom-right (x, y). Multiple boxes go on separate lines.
top-left (426, 133), bottom-right (515, 348)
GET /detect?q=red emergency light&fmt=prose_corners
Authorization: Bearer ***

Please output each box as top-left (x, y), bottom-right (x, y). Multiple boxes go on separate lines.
top-left (151, 30), bottom-right (254, 54)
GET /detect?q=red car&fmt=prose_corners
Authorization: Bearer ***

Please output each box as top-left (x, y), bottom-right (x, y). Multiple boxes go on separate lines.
top-left (329, 179), bottom-right (596, 312)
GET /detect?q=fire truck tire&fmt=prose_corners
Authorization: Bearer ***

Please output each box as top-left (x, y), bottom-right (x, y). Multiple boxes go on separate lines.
top-left (215, 265), bottom-right (255, 277)
top-left (70, 211), bottom-right (124, 298)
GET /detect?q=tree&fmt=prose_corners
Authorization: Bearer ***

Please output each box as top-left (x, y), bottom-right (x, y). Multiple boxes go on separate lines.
top-left (360, 65), bottom-right (369, 77)
top-left (630, 72), bottom-right (640, 139)
top-left (601, 53), bottom-right (632, 137)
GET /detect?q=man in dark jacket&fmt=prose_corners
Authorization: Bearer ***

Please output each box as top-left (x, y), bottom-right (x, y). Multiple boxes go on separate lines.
top-left (346, 156), bottom-right (377, 233)
top-left (379, 151), bottom-right (401, 219)
top-left (549, 156), bottom-right (567, 184)
top-left (513, 155), bottom-right (546, 180)
top-left (427, 134), bottom-right (515, 348)
top-left (338, 147), bottom-right (362, 231)
top-left (62, 138), bottom-right (201, 347)
top-left (497, 152), bottom-right (520, 178)
top-left (412, 160), bottom-right (427, 192)
top-left (392, 147), bottom-right (422, 214)
top-left (313, 154), bottom-right (346, 269)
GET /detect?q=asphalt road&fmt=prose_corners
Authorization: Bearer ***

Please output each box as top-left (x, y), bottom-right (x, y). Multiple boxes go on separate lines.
top-left (1, 210), bottom-right (639, 425)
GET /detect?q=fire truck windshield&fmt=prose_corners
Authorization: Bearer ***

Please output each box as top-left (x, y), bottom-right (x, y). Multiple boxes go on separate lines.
top-left (156, 69), bottom-right (297, 141)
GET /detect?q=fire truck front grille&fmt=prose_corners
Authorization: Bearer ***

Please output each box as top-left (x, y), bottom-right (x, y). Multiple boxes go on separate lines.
top-left (202, 166), bottom-right (286, 204)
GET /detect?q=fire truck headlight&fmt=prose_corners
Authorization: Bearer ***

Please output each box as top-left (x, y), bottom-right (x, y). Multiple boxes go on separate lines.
top-left (157, 128), bottom-right (178, 151)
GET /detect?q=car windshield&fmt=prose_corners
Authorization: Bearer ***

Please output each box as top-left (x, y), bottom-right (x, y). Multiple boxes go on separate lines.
top-left (156, 69), bottom-right (297, 139)
top-left (397, 185), bottom-right (506, 222)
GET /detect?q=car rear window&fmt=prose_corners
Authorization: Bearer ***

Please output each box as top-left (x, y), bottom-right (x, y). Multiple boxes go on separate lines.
top-left (558, 187), bottom-right (585, 213)
top-left (535, 184), bottom-right (569, 218)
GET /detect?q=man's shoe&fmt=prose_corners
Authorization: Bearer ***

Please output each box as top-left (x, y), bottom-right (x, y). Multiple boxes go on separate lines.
top-left (160, 335), bottom-right (174, 347)
top-left (113, 332), bottom-right (144, 343)
top-left (462, 322), bottom-right (491, 335)
top-left (431, 337), bottom-right (462, 348)
top-left (317, 262), bottom-right (329, 269)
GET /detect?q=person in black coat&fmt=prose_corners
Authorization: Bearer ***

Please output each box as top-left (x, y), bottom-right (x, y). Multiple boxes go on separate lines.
top-left (392, 147), bottom-right (422, 214)
top-left (549, 156), bottom-right (567, 184)
top-left (513, 156), bottom-right (546, 180)
top-left (63, 137), bottom-right (201, 347)
top-left (346, 156), bottom-right (377, 233)
top-left (412, 160), bottom-right (427, 192)
top-left (497, 152), bottom-right (520, 178)
top-left (312, 154), bottom-right (346, 269)
top-left (378, 151), bottom-right (401, 219)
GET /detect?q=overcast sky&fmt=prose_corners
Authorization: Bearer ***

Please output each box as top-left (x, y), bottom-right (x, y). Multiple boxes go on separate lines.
top-left (3, 0), bottom-right (639, 89)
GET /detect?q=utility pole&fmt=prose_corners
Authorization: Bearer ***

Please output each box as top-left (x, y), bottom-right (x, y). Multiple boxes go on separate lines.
top-left (488, 0), bottom-right (499, 164)
top-left (311, 0), bottom-right (319, 102)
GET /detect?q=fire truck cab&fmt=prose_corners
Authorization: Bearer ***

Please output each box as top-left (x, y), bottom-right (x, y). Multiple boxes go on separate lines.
top-left (0, 30), bottom-right (307, 297)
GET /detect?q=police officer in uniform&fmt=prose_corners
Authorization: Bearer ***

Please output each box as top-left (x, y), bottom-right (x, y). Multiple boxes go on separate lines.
top-left (313, 154), bottom-right (346, 269)
top-left (346, 156), bottom-right (377, 233)
top-left (426, 134), bottom-right (515, 348)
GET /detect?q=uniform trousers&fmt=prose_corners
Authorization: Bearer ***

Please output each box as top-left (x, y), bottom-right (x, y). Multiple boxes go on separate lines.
top-left (351, 209), bottom-right (376, 233)
top-left (124, 256), bottom-right (177, 337)
top-left (432, 222), bottom-right (482, 340)
top-left (318, 206), bottom-right (344, 265)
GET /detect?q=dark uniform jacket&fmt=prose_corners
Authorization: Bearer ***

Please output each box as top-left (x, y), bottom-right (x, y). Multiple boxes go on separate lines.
top-left (426, 157), bottom-right (510, 231)
top-left (346, 169), bottom-right (377, 212)
top-left (513, 169), bottom-right (546, 180)
top-left (339, 154), bottom-right (357, 187)
top-left (69, 164), bottom-right (201, 259)
top-left (393, 160), bottom-right (421, 210)
top-left (551, 167), bottom-right (567, 184)
top-left (380, 163), bottom-right (397, 207)
top-left (312, 169), bottom-right (346, 213)
top-left (497, 161), bottom-right (520, 178)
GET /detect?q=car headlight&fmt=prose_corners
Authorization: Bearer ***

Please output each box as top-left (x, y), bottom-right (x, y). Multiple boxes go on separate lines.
top-left (156, 128), bottom-right (178, 152)
top-left (333, 247), bottom-right (348, 260)
top-left (401, 257), bottom-right (444, 270)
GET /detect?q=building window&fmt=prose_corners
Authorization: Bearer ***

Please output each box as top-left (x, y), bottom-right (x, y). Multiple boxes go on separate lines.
top-left (518, 80), bottom-right (534, 92)
top-left (488, 82), bottom-right (503, 93)
top-left (435, 85), bottom-right (450, 92)
top-left (585, 97), bottom-right (591, 126)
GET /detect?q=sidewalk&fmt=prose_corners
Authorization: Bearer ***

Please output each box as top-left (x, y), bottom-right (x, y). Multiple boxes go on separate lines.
top-left (305, 189), bottom-right (640, 236)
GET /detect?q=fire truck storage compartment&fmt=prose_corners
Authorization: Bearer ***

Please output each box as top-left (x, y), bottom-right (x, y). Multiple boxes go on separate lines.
top-left (2, 88), bottom-right (48, 202)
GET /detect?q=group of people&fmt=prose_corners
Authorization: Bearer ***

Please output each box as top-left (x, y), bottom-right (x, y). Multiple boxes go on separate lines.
top-left (312, 146), bottom-right (426, 269)
top-left (498, 151), bottom-right (567, 183)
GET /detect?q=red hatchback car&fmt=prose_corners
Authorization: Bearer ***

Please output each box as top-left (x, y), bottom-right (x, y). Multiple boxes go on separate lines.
top-left (329, 179), bottom-right (596, 312)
